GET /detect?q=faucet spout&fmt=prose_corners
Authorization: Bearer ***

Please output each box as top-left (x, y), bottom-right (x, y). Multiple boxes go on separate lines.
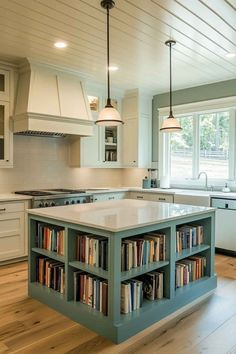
top-left (197, 171), bottom-right (208, 191)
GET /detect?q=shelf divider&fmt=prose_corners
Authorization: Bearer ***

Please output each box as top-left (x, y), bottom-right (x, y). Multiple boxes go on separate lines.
top-left (31, 247), bottom-right (65, 262)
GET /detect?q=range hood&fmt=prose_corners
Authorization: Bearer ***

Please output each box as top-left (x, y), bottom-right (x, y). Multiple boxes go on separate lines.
top-left (13, 59), bottom-right (93, 137)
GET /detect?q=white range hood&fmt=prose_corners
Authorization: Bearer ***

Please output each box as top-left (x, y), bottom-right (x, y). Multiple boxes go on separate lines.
top-left (13, 59), bottom-right (93, 137)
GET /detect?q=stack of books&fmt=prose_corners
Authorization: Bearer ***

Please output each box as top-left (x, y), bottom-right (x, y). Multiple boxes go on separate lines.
top-left (76, 235), bottom-right (108, 270)
top-left (142, 271), bottom-right (164, 301)
top-left (121, 270), bottom-right (164, 314)
top-left (74, 271), bottom-right (108, 316)
top-left (121, 233), bottom-right (166, 271)
top-left (36, 222), bottom-right (64, 256)
top-left (175, 255), bottom-right (206, 288)
top-left (176, 225), bottom-right (203, 253)
top-left (121, 279), bottom-right (143, 314)
top-left (37, 256), bottom-right (65, 294)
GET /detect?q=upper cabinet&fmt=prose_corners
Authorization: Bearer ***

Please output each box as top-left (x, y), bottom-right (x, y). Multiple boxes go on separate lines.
top-left (122, 89), bottom-right (152, 168)
top-left (79, 95), bottom-right (123, 168)
top-left (0, 68), bottom-right (13, 168)
top-left (0, 69), bottom-right (10, 101)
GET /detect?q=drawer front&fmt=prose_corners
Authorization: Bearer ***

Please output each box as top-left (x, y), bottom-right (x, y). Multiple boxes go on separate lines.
top-left (93, 192), bottom-right (127, 202)
top-left (0, 211), bottom-right (25, 261)
top-left (129, 192), bottom-right (173, 203)
top-left (0, 201), bottom-right (25, 213)
top-left (155, 194), bottom-right (173, 203)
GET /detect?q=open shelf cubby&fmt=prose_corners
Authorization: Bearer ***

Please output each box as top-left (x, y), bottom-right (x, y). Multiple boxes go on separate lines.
top-left (28, 211), bottom-right (216, 343)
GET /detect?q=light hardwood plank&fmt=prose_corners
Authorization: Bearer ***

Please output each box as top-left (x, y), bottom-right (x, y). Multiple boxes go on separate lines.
top-left (0, 255), bottom-right (235, 354)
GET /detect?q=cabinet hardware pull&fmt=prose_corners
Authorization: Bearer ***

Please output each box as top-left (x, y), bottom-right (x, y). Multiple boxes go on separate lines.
top-left (137, 196), bottom-right (143, 199)
top-left (0, 208), bottom-right (6, 212)
top-left (158, 198), bottom-right (166, 201)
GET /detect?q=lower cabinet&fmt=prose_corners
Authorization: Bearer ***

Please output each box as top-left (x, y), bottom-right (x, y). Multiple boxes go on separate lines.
top-left (93, 192), bottom-right (127, 202)
top-left (128, 191), bottom-right (174, 203)
top-left (0, 200), bottom-right (29, 262)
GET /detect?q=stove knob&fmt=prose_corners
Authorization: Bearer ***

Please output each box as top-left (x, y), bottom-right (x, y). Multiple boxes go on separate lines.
top-left (71, 200), bottom-right (75, 204)
top-left (51, 202), bottom-right (56, 207)
top-left (65, 201), bottom-right (70, 205)
top-left (77, 200), bottom-right (81, 204)
top-left (44, 202), bottom-right (49, 207)
top-left (39, 203), bottom-right (44, 208)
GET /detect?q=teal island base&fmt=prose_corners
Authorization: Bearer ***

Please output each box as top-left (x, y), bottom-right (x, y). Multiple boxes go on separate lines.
top-left (28, 200), bottom-right (217, 343)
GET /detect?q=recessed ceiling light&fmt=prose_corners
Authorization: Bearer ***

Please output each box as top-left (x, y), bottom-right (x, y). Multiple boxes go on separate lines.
top-left (54, 41), bottom-right (68, 49)
top-left (225, 52), bottom-right (236, 58)
top-left (108, 65), bottom-right (119, 71)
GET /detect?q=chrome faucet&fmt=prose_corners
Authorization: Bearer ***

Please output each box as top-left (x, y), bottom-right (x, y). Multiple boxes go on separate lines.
top-left (197, 171), bottom-right (208, 191)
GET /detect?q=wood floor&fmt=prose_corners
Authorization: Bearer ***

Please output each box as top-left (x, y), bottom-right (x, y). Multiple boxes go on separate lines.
top-left (0, 254), bottom-right (236, 354)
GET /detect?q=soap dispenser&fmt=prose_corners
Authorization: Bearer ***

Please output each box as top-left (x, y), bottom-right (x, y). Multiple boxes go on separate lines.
top-left (222, 183), bottom-right (230, 193)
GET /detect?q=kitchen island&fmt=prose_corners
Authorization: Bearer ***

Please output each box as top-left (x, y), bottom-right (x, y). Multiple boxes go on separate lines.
top-left (28, 199), bottom-right (217, 343)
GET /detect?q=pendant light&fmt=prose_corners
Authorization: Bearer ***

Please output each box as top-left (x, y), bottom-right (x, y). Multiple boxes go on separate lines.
top-left (95, 0), bottom-right (123, 126)
top-left (160, 40), bottom-right (182, 133)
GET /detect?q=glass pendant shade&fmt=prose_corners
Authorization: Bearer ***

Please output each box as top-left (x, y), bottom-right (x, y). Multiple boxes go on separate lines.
top-left (96, 105), bottom-right (122, 126)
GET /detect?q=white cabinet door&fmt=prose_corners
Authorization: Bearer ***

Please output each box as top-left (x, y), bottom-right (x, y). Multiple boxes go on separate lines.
top-left (0, 211), bottom-right (25, 261)
top-left (122, 89), bottom-right (152, 168)
top-left (0, 101), bottom-right (12, 168)
top-left (123, 118), bottom-right (138, 167)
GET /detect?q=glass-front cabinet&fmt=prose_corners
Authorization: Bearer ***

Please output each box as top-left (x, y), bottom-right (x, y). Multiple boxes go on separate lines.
top-left (0, 69), bottom-right (10, 101)
top-left (79, 95), bottom-right (122, 168)
top-left (102, 126), bottom-right (121, 165)
top-left (0, 101), bottom-right (12, 167)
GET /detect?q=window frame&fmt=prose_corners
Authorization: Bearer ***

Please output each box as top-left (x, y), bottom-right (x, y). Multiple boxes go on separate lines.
top-left (158, 97), bottom-right (236, 187)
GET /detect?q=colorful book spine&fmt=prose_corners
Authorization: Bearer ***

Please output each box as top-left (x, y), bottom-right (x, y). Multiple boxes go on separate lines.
top-left (175, 255), bottom-right (206, 288)
top-left (121, 233), bottom-right (166, 271)
top-left (36, 256), bottom-right (65, 294)
top-left (176, 225), bottom-right (204, 253)
top-left (121, 279), bottom-right (143, 314)
top-left (73, 272), bottom-right (108, 316)
top-left (76, 235), bottom-right (108, 270)
top-left (36, 223), bottom-right (65, 256)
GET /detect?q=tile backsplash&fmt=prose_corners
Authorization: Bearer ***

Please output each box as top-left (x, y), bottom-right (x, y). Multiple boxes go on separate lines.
top-left (0, 136), bottom-right (124, 192)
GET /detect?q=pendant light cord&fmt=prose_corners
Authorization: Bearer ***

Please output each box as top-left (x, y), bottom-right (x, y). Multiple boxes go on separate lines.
top-left (169, 43), bottom-right (173, 118)
top-left (106, 5), bottom-right (111, 107)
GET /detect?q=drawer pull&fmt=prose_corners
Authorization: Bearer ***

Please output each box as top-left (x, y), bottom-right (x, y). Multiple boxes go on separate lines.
top-left (108, 197), bottom-right (115, 200)
top-left (0, 208), bottom-right (6, 212)
top-left (137, 196), bottom-right (143, 199)
top-left (158, 198), bottom-right (166, 201)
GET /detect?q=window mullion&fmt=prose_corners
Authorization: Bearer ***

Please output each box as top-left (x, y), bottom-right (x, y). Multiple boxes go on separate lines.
top-left (229, 108), bottom-right (235, 180)
top-left (192, 113), bottom-right (199, 178)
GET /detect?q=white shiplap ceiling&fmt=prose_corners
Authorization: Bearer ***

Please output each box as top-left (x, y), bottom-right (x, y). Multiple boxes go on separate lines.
top-left (0, 0), bottom-right (235, 94)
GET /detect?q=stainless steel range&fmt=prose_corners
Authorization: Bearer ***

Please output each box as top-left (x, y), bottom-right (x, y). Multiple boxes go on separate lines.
top-left (15, 189), bottom-right (93, 208)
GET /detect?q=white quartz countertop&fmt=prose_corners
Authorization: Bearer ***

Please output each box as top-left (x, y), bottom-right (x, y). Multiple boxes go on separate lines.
top-left (0, 194), bottom-right (32, 202)
top-left (27, 199), bottom-right (214, 232)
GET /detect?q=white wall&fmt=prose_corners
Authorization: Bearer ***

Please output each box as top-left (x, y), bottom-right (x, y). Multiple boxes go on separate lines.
top-left (0, 135), bottom-right (124, 192)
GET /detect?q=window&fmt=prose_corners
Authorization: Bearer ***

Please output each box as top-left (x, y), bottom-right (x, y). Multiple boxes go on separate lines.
top-left (170, 116), bottom-right (193, 178)
top-left (159, 105), bottom-right (235, 183)
top-left (199, 112), bottom-right (229, 179)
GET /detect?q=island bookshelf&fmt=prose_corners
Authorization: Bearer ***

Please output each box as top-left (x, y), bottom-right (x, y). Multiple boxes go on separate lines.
top-left (28, 209), bottom-right (216, 343)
